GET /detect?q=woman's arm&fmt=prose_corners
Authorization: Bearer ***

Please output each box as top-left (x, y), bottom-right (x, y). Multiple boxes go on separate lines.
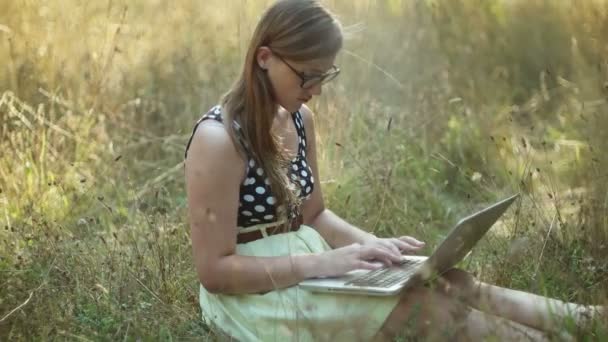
top-left (186, 122), bottom-right (401, 294)
top-left (309, 208), bottom-right (376, 248)
top-left (186, 115), bottom-right (403, 294)
top-left (186, 122), bottom-right (320, 294)
top-left (299, 105), bottom-right (376, 248)
top-left (299, 106), bottom-right (425, 254)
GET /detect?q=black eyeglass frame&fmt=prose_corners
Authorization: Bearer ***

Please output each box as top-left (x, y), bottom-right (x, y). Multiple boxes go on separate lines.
top-left (272, 53), bottom-right (340, 89)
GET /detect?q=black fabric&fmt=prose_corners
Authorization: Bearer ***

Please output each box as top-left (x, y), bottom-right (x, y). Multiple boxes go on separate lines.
top-left (184, 105), bottom-right (315, 228)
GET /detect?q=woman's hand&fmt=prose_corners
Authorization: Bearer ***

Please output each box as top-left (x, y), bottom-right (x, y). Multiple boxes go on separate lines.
top-left (312, 243), bottom-right (404, 278)
top-left (308, 235), bottom-right (426, 278)
top-left (362, 234), bottom-right (425, 257)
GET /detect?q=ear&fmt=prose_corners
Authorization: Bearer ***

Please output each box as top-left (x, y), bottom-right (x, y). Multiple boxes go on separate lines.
top-left (256, 46), bottom-right (272, 70)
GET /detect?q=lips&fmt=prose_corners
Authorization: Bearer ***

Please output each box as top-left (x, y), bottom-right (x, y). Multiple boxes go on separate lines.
top-left (298, 97), bottom-right (312, 103)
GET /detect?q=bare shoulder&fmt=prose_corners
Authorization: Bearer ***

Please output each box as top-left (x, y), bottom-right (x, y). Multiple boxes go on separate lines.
top-left (185, 120), bottom-right (246, 179)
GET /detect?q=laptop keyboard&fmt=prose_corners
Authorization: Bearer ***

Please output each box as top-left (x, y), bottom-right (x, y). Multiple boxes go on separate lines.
top-left (344, 258), bottom-right (425, 288)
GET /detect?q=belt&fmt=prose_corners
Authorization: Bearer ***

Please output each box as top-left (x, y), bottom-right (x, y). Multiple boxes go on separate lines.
top-left (236, 213), bottom-right (303, 244)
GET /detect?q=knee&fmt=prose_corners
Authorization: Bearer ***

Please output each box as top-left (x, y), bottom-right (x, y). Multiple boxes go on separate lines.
top-left (399, 284), bottom-right (469, 318)
top-left (441, 269), bottom-right (476, 291)
top-left (394, 285), bottom-right (471, 338)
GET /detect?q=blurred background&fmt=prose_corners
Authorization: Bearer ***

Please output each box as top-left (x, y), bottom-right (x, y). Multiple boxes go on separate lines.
top-left (1, 0), bottom-right (607, 339)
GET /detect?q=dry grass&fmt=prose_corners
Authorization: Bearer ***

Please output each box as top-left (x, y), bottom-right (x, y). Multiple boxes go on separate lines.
top-left (1, 0), bottom-right (607, 340)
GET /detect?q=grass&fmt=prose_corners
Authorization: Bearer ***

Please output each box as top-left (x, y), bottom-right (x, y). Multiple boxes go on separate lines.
top-left (1, 0), bottom-right (607, 340)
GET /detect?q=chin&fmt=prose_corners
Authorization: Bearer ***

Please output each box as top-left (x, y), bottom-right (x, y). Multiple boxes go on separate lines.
top-left (277, 97), bottom-right (303, 113)
top-left (281, 103), bottom-right (301, 113)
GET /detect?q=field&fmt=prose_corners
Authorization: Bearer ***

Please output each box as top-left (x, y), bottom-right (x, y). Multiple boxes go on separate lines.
top-left (1, 0), bottom-right (607, 340)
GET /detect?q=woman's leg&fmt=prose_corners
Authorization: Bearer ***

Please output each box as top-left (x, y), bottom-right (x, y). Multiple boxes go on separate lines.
top-left (465, 309), bottom-right (558, 341)
top-left (373, 284), bottom-right (549, 341)
top-left (440, 269), bottom-right (604, 333)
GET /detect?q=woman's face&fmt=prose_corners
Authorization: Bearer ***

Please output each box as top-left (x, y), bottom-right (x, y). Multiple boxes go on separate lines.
top-left (258, 47), bottom-right (338, 113)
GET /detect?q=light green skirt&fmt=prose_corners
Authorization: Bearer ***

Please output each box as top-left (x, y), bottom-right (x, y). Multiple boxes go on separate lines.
top-left (199, 225), bottom-right (401, 341)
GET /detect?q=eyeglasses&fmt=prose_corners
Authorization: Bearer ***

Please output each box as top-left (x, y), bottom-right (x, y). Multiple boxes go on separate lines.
top-left (273, 53), bottom-right (340, 89)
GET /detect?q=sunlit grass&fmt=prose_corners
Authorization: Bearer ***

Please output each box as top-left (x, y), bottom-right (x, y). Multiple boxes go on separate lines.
top-left (1, 0), bottom-right (607, 340)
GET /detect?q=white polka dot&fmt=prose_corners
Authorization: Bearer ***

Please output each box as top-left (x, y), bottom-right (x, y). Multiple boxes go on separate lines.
top-left (298, 136), bottom-right (302, 144)
top-left (302, 150), bottom-right (306, 157)
top-left (255, 187), bottom-right (266, 194)
top-left (243, 177), bottom-right (254, 186)
top-left (311, 176), bottom-right (314, 183)
top-left (256, 168), bottom-right (264, 176)
top-left (300, 170), bottom-right (308, 177)
top-left (306, 186), bottom-right (311, 193)
top-left (249, 159), bottom-right (255, 168)
top-left (302, 140), bottom-right (306, 147)
top-left (243, 194), bottom-right (254, 202)
top-left (214, 107), bottom-right (221, 114)
top-left (300, 179), bottom-right (306, 186)
top-left (292, 164), bottom-right (298, 171)
top-left (242, 210), bottom-right (252, 216)
top-left (301, 160), bottom-right (307, 167)
top-left (264, 214), bottom-right (274, 220)
top-left (266, 196), bottom-right (276, 205)
top-left (251, 218), bottom-right (260, 223)
top-left (264, 178), bottom-right (271, 185)
top-left (254, 205), bottom-right (265, 212)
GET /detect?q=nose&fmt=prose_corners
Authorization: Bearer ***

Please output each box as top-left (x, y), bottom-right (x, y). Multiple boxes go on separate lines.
top-left (309, 82), bottom-right (322, 96)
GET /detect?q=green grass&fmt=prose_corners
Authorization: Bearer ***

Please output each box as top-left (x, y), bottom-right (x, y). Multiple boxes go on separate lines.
top-left (1, 0), bottom-right (608, 340)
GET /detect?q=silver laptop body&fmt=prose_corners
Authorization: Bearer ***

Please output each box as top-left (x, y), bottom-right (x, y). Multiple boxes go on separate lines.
top-left (298, 194), bottom-right (519, 296)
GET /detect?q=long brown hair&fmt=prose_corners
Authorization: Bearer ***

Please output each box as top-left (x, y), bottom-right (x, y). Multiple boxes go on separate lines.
top-left (221, 0), bottom-right (343, 222)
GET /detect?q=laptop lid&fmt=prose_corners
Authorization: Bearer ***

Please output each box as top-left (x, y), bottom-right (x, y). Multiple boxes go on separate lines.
top-left (417, 193), bottom-right (519, 280)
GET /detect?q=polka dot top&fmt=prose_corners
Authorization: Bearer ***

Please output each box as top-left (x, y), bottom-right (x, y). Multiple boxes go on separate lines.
top-left (184, 105), bottom-right (315, 229)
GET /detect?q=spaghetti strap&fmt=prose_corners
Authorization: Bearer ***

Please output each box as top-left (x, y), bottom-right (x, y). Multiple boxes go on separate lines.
top-left (184, 105), bottom-right (251, 159)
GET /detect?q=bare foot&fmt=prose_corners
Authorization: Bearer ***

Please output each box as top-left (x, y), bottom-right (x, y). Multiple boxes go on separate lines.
top-left (577, 305), bottom-right (607, 327)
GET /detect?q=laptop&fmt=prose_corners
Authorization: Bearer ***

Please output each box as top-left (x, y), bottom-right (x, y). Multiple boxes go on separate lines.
top-left (298, 194), bottom-right (519, 296)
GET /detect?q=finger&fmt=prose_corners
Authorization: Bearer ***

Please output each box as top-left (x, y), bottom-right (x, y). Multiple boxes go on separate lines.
top-left (374, 246), bottom-right (402, 262)
top-left (356, 260), bottom-right (385, 271)
top-left (399, 236), bottom-right (425, 246)
top-left (400, 244), bottom-right (424, 254)
top-left (366, 251), bottom-right (393, 267)
top-left (362, 246), bottom-right (401, 264)
top-left (377, 257), bottom-right (393, 267)
top-left (392, 237), bottom-right (423, 250)
top-left (377, 239), bottom-right (401, 256)
top-left (390, 238), bottom-right (414, 252)
top-left (363, 240), bottom-right (400, 260)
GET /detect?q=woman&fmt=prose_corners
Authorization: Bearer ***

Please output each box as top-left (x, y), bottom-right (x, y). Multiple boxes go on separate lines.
top-left (184, 1), bottom-right (603, 340)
